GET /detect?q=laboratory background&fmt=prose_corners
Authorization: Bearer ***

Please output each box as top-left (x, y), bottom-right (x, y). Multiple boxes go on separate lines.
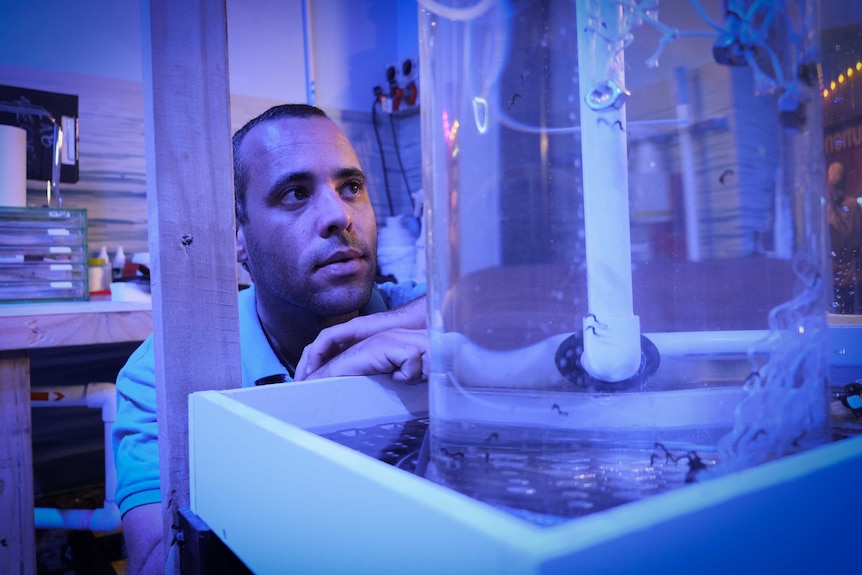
top-left (1, 0), bottom-right (861, 573)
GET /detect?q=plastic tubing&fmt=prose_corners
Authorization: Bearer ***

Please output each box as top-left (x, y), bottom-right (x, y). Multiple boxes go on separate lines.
top-left (416, 0), bottom-right (495, 21)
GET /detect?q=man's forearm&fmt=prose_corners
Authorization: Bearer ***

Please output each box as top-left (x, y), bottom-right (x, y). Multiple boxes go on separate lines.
top-left (122, 503), bottom-right (165, 575)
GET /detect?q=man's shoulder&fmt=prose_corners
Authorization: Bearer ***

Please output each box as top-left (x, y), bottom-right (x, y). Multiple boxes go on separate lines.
top-left (116, 335), bottom-right (156, 387)
top-left (375, 280), bottom-right (427, 309)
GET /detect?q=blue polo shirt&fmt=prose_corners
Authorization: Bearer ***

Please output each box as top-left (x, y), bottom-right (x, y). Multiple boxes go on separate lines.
top-left (111, 281), bottom-right (425, 516)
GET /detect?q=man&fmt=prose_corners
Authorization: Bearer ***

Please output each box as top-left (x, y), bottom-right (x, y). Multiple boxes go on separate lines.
top-left (112, 104), bottom-right (428, 574)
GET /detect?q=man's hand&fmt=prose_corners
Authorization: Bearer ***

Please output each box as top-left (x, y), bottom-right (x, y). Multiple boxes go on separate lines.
top-left (296, 296), bottom-right (427, 379)
top-left (297, 327), bottom-right (429, 383)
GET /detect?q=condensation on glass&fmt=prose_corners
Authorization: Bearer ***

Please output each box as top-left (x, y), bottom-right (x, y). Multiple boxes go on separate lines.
top-left (822, 8), bottom-right (862, 315)
top-left (418, 0), bottom-right (835, 524)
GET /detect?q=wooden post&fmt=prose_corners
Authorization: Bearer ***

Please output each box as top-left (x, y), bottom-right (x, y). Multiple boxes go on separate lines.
top-left (140, 0), bottom-right (241, 571)
top-left (0, 351), bottom-right (36, 575)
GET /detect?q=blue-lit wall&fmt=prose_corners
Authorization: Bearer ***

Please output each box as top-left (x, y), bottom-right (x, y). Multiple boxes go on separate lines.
top-left (0, 0), bottom-right (420, 109)
top-left (0, 0), bottom-right (422, 256)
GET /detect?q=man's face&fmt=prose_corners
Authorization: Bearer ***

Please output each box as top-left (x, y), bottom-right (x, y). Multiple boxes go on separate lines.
top-left (236, 116), bottom-right (378, 316)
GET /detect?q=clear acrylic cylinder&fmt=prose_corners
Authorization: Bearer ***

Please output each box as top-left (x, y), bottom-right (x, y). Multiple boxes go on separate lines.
top-left (418, 0), bottom-right (831, 523)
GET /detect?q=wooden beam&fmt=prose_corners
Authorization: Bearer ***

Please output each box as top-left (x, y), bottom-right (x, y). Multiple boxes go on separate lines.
top-left (140, 0), bottom-right (241, 571)
top-left (0, 351), bottom-right (36, 575)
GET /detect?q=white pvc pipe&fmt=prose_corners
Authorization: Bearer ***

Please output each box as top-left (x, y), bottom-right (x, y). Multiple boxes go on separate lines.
top-left (575, 0), bottom-right (642, 382)
top-left (645, 329), bottom-right (772, 356)
top-left (302, 0), bottom-right (317, 105)
top-left (443, 329), bottom-right (773, 389)
top-left (32, 382), bottom-right (121, 533)
top-left (773, 165), bottom-right (792, 259)
top-left (34, 505), bottom-right (121, 533)
top-left (675, 67), bottom-right (701, 262)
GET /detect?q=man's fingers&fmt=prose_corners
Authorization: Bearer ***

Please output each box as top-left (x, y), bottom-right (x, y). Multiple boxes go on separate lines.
top-left (296, 334), bottom-right (347, 379)
top-left (389, 345), bottom-right (429, 383)
top-left (297, 317), bottom-right (401, 378)
top-left (301, 328), bottom-right (429, 382)
top-left (296, 297), bottom-right (428, 380)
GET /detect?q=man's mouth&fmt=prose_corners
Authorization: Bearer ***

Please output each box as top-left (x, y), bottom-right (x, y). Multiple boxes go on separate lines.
top-left (315, 248), bottom-right (365, 272)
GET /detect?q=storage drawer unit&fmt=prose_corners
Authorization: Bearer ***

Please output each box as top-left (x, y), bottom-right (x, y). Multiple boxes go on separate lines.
top-left (0, 207), bottom-right (88, 303)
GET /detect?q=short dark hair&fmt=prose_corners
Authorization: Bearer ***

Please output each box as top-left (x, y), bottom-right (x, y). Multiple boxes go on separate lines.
top-left (233, 104), bottom-right (329, 224)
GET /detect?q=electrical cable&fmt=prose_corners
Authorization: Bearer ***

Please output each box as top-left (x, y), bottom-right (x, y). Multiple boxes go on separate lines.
top-left (371, 99), bottom-right (395, 217)
top-left (388, 112), bottom-right (416, 213)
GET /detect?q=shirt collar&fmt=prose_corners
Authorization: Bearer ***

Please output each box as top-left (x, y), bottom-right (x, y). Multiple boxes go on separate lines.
top-left (239, 283), bottom-right (388, 387)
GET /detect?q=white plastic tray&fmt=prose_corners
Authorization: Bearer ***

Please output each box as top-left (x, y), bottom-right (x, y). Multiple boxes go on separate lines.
top-left (189, 376), bottom-right (862, 574)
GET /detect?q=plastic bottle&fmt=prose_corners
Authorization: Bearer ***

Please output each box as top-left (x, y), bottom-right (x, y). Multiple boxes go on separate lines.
top-left (88, 258), bottom-right (106, 293)
top-left (113, 246), bottom-right (126, 279)
top-left (377, 215), bottom-right (417, 282)
top-left (97, 246), bottom-right (112, 288)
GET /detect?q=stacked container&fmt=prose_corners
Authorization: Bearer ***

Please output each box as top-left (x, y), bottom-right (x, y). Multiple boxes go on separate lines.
top-left (0, 207), bottom-right (89, 302)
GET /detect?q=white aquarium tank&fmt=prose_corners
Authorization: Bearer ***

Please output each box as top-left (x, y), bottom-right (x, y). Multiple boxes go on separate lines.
top-left (418, 0), bottom-right (838, 524)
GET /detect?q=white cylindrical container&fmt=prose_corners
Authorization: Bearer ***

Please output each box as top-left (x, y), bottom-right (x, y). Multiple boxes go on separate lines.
top-left (0, 124), bottom-right (27, 208)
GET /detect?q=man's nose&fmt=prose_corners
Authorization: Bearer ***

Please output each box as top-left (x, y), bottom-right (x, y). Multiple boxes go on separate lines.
top-left (315, 187), bottom-right (352, 237)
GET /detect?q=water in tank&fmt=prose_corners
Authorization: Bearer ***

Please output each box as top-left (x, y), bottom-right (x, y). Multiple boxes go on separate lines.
top-left (417, 0), bottom-right (837, 524)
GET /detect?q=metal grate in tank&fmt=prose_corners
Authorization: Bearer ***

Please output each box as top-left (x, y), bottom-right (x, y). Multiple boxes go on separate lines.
top-left (429, 440), bottom-right (719, 526)
top-left (317, 417), bottom-right (720, 527)
top-left (318, 417), bottom-right (429, 474)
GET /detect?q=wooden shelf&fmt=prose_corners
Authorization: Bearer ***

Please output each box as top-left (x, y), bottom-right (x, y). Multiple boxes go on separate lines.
top-left (0, 300), bottom-right (152, 351)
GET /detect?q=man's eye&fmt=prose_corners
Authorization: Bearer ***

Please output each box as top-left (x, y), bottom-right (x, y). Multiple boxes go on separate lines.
top-left (282, 188), bottom-right (309, 203)
top-left (343, 180), bottom-right (364, 196)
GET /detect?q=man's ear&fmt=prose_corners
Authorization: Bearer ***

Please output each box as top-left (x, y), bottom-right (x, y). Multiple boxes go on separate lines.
top-left (236, 226), bottom-right (248, 264)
